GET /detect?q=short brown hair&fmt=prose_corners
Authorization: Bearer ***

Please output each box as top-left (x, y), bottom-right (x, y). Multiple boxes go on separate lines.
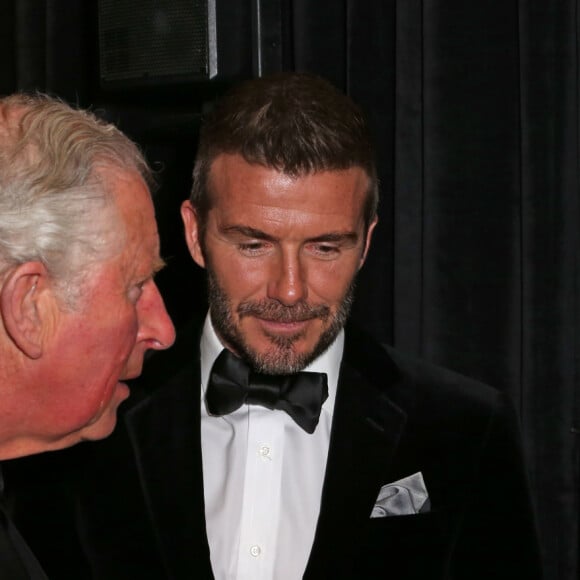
top-left (190, 72), bottom-right (378, 232)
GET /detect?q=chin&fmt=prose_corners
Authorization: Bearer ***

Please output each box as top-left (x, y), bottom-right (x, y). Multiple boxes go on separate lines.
top-left (80, 386), bottom-right (129, 442)
top-left (79, 413), bottom-right (119, 442)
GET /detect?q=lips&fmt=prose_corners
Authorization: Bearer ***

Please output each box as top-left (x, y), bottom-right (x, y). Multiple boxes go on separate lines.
top-left (256, 316), bottom-right (313, 335)
top-left (111, 381), bottom-right (130, 405)
top-left (237, 300), bottom-right (330, 323)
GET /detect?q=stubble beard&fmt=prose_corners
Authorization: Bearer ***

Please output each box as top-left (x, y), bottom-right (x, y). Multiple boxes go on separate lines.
top-left (207, 268), bottom-right (355, 375)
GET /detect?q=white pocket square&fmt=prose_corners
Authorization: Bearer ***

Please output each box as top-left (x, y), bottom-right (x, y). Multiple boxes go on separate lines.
top-left (370, 472), bottom-right (430, 518)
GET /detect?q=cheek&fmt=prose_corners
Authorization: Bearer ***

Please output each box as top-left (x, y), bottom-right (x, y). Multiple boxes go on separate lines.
top-left (43, 365), bottom-right (117, 433)
top-left (212, 254), bottom-right (267, 300)
top-left (106, 317), bottom-right (141, 378)
top-left (67, 312), bottom-right (137, 386)
top-left (64, 334), bottom-right (133, 428)
top-left (40, 304), bottom-right (138, 435)
top-left (95, 311), bottom-right (138, 358)
top-left (306, 261), bottom-right (358, 302)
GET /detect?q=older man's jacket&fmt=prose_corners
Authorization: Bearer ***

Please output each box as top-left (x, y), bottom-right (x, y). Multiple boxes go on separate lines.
top-left (8, 321), bottom-right (542, 579)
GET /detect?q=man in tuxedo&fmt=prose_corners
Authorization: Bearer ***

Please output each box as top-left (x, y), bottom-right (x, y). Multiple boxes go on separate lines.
top-left (16, 74), bottom-right (541, 579)
top-left (0, 93), bottom-right (175, 578)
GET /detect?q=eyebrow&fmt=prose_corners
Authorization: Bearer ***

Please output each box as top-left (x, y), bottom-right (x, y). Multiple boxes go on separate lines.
top-left (222, 225), bottom-right (276, 241)
top-left (221, 225), bottom-right (359, 244)
top-left (308, 232), bottom-right (359, 244)
top-left (151, 256), bottom-right (167, 276)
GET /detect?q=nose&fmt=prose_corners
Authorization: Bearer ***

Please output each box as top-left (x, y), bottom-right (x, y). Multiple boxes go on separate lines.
top-left (267, 251), bottom-right (307, 306)
top-left (137, 281), bottom-right (176, 350)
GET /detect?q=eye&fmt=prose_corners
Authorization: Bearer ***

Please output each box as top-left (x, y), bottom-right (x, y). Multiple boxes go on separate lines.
top-left (238, 241), bottom-right (271, 256)
top-left (308, 243), bottom-right (341, 259)
top-left (128, 279), bottom-right (147, 303)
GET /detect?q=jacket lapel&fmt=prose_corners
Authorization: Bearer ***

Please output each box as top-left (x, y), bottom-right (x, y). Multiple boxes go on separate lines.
top-left (305, 325), bottom-right (407, 578)
top-left (125, 356), bottom-right (214, 579)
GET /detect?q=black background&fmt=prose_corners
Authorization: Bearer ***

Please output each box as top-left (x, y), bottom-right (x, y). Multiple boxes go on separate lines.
top-left (1, 1), bottom-right (578, 578)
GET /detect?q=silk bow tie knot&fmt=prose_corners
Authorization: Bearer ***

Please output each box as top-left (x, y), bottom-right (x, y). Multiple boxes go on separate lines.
top-left (206, 349), bottom-right (329, 434)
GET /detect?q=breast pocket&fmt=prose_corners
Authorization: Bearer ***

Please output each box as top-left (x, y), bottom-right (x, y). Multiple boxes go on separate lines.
top-left (355, 507), bottom-right (461, 579)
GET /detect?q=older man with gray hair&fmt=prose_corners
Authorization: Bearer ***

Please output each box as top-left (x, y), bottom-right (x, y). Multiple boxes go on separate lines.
top-left (0, 93), bottom-right (175, 578)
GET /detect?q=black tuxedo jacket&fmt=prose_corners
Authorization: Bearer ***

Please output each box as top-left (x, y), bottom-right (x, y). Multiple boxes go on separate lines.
top-left (0, 519), bottom-right (45, 580)
top-left (16, 321), bottom-right (542, 579)
top-left (0, 483), bottom-right (48, 580)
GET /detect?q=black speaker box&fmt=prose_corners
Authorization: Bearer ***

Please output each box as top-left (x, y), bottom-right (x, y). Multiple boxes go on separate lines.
top-left (97, 0), bottom-right (251, 89)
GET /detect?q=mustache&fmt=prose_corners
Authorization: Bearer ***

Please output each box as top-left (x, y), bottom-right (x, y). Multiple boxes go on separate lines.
top-left (237, 300), bottom-right (330, 322)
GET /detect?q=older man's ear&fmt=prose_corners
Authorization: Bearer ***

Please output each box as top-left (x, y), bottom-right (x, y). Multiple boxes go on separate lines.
top-left (0, 262), bottom-right (52, 360)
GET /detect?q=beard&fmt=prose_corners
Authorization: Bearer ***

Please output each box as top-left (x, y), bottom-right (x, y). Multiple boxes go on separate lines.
top-left (207, 268), bottom-right (355, 375)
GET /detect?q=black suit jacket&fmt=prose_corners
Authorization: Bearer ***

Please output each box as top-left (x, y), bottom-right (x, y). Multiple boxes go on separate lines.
top-left (0, 478), bottom-right (48, 580)
top-left (0, 519), bottom-right (44, 580)
top-left (11, 321), bottom-right (542, 579)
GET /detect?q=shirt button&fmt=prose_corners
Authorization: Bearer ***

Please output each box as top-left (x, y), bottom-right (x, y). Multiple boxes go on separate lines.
top-left (250, 545), bottom-right (261, 557)
top-left (259, 445), bottom-right (270, 458)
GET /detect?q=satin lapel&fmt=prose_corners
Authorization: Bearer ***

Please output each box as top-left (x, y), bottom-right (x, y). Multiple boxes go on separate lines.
top-left (125, 359), bottom-right (214, 580)
top-left (304, 326), bottom-right (407, 578)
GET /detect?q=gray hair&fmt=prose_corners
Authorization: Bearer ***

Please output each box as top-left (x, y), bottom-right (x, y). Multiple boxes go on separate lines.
top-left (0, 93), bottom-right (152, 304)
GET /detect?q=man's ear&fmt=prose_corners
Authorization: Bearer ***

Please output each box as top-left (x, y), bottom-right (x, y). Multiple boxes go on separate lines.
top-left (0, 262), bottom-right (52, 359)
top-left (359, 217), bottom-right (378, 269)
top-left (181, 200), bottom-right (206, 268)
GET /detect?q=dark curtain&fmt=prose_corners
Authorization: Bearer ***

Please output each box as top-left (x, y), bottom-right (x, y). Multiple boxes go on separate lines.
top-left (290, 3), bottom-right (579, 578)
top-left (1, 1), bottom-right (578, 578)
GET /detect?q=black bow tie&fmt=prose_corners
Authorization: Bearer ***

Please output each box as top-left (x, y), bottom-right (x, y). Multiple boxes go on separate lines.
top-left (206, 349), bottom-right (328, 434)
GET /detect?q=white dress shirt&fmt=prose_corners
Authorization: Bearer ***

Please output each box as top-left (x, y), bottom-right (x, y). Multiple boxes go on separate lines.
top-left (200, 314), bottom-right (343, 580)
